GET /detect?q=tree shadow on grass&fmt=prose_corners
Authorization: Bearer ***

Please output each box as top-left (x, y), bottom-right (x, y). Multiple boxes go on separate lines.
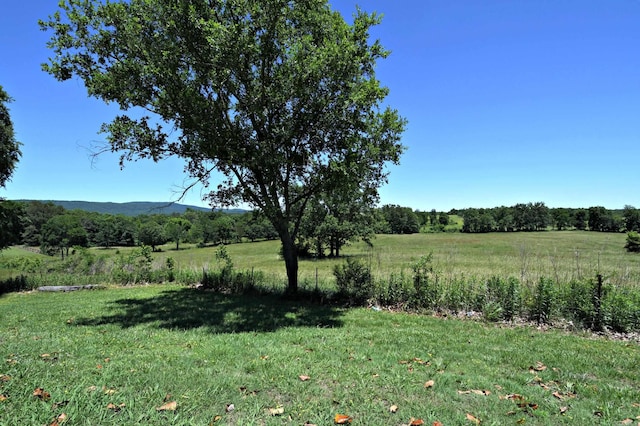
top-left (76, 288), bottom-right (343, 333)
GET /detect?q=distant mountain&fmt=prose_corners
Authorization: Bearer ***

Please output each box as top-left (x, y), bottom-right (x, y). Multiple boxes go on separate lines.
top-left (17, 200), bottom-right (247, 216)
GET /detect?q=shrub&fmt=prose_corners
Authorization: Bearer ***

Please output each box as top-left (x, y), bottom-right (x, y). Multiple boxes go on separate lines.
top-left (625, 231), bottom-right (640, 252)
top-left (529, 277), bottom-right (555, 325)
top-left (602, 288), bottom-right (640, 333)
top-left (334, 258), bottom-right (373, 305)
top-left (411, 253), bottom-right (441, 309)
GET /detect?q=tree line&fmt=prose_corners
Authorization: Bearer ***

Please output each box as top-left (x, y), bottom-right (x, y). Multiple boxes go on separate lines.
top-left (0, 201), bottom-right (438, 258)
top-left (457, 203), bottom-right (640, 234)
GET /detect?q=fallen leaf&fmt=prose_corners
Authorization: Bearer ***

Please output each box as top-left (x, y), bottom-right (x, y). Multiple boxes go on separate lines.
top-left (516, 418), bottom-right (526, 424)
top-left (106, 402), bottom-right (125, 412)
top-left (304, 423), bottom-right (318, 426)
top-left (260, 355), bottom-right (269, 360)
top-left (209, 415), bottom-right (222, 424)
top-left (0, 374), bottom-right (10, 382)
top-left (458, 389), bottom-right (491, 396)
top-left (226, 403), bottom-right (235, 412)
top-left (409, 418), bottom-right (424, 425)
top-left (299, 375), bottom-right (311, 381)
top-left (424, 380), bottom-right (435, 388)
top-left (501, 394), bottom-right (525, 402)
top-left (269, 406), bottom-right (285, 416)
top-left (466, 413), bottom-right (481, 424)
top-left (529, 361), bottom-right (547, 373)
top-left (33, 387), bottom-right (51, 401)
top-left (334, 413), bottom-right (353, 424)
top-left (156, 401), bottom-right (177, 412)
top-left (0, 394), bottom-right (8, 401)
top-left (559, 406), bottom-right (569, 414)
top-left (433, 422), bottom-right (444, 426)
top-left (389, 404), bottom-right (398, 413)
top-left (49, 413), bottom-right (67, 426)
top-left (621, 419), bottom-right (633, 425)
top-left (103, 388), bottom-right (117, 395)
top-left (52, 400), bottom-right (69, 409)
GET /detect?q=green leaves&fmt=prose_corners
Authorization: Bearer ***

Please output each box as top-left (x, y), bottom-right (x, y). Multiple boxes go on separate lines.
top-left (40, 0), bottom-right (406, 292)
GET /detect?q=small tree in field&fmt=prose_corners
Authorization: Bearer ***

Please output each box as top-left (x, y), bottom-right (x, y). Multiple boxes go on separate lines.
top-left (41, 0), bottom-right (406, 293)
top-left (625, 231), bottom-right (640, 253)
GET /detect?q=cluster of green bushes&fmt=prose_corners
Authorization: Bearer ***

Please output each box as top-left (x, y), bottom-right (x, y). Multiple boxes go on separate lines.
top-left (334, 255), bottom-right (640, 333)
top-left (0, 245), bottom-right (263, 294)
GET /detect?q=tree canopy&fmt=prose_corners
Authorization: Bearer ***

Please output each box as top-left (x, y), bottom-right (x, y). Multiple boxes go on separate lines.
top-left (41, 0), bottom-right (406, 292)
top-left (0, 85), bottom-right (21, 190)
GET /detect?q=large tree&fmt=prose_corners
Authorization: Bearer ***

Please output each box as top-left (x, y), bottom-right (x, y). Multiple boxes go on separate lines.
top-left (41, 0), bottom-right (406, 293)
top-left (0, 85), bottom-right (21, 190)
top-left (0, 86), bottom-right (23, 251)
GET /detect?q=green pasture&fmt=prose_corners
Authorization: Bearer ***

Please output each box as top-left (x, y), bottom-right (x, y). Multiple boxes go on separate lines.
top-left (147, 231), bottom-right (637, 288)
top-left (2, 230), bottom-right (638, 289)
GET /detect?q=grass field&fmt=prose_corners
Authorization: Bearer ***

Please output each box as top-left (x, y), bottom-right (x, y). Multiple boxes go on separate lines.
top-left (1, 284), bottom-right (639, 425)
top-left (3, 231), bottom-right (637, 288)
top-left (144, 231), bottom-right (639, 289)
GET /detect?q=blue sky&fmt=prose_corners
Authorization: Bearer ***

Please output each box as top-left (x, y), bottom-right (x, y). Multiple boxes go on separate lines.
top-left (1, 1), bottom-right (638, 211)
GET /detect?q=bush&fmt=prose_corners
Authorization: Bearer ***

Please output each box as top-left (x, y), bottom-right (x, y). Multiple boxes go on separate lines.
top-left (334, 258), bottom-right (373, 305)
top-left (0, 275), bottom-right (33, 294)
top-left (529, 277), bottom-right (555, 325)
top-left (625, 231), bottom-right (640, 252)
top-left (411, 253), bottom-right (441, 309)
top-left (602, 288), bottom-right (640, 332)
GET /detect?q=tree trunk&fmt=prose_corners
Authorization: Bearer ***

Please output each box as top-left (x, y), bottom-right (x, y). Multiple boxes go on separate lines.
top-left (280, 234), bottom-right (299, 294)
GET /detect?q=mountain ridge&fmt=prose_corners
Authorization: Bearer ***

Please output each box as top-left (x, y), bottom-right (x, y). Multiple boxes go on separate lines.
top-left (15, 200), bottom-right (247, 216)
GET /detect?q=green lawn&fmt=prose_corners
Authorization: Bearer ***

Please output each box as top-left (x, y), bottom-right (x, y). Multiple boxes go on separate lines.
top-left (1, 285), bottom-right (638, 425)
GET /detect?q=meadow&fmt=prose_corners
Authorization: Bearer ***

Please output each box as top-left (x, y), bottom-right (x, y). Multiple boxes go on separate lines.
top-left (80, 231), bottom-right (639, 288)
top-left (1, 231), bottom-right (639, 424)
top-left (2, 231), bottom-right (640, 331)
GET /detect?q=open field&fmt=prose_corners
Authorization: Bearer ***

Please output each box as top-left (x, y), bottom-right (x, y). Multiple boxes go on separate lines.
top-left (0, 284), bottom-right (639, 425)
top-left (3, 231), bottom-right (637, 288)
top-left (146, 231), bottom-right (639, 289)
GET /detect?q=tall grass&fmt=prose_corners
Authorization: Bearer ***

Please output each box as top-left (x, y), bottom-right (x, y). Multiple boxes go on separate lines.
top-left (2, 232), bottom-right (639, 330)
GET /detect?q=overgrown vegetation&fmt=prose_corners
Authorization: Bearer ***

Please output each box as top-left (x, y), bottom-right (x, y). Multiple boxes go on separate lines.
top-left (2, 232), bottom-right (640, 332)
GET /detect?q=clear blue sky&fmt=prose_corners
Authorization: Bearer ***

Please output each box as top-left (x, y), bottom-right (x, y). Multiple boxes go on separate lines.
top-left (1, 1), bottom-right (638, 211)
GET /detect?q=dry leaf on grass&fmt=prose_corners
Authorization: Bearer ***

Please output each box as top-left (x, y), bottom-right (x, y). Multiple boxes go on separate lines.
top-left (106, 402), bottom-right (125, 412)
top-left (409, 418), bottom-right (424, 425)
top-left (48, 413), bottom-right (67, 426)
top-left (226, 403), bottom-right (235, 412)
top-left (299, 375), bottom-right (311, 381)
top-left (466, 413), bottom-right (481, 424)
top-left (156, 401), bottom-right (177, 412)
top-left (389, 404), bottom-right (399, 413)
top-left (334, 413), bottom-right (353, 424)
top-left (33, 387), bottom-right (51, 401)
top-left (529, 361), bottom-right (547, 373)
top-left (458, 389), bottom-right (491, 396)
top-left (268, 406), bottom-right (285, 416)
top-left (424, 380), bottom-right (435, 388)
